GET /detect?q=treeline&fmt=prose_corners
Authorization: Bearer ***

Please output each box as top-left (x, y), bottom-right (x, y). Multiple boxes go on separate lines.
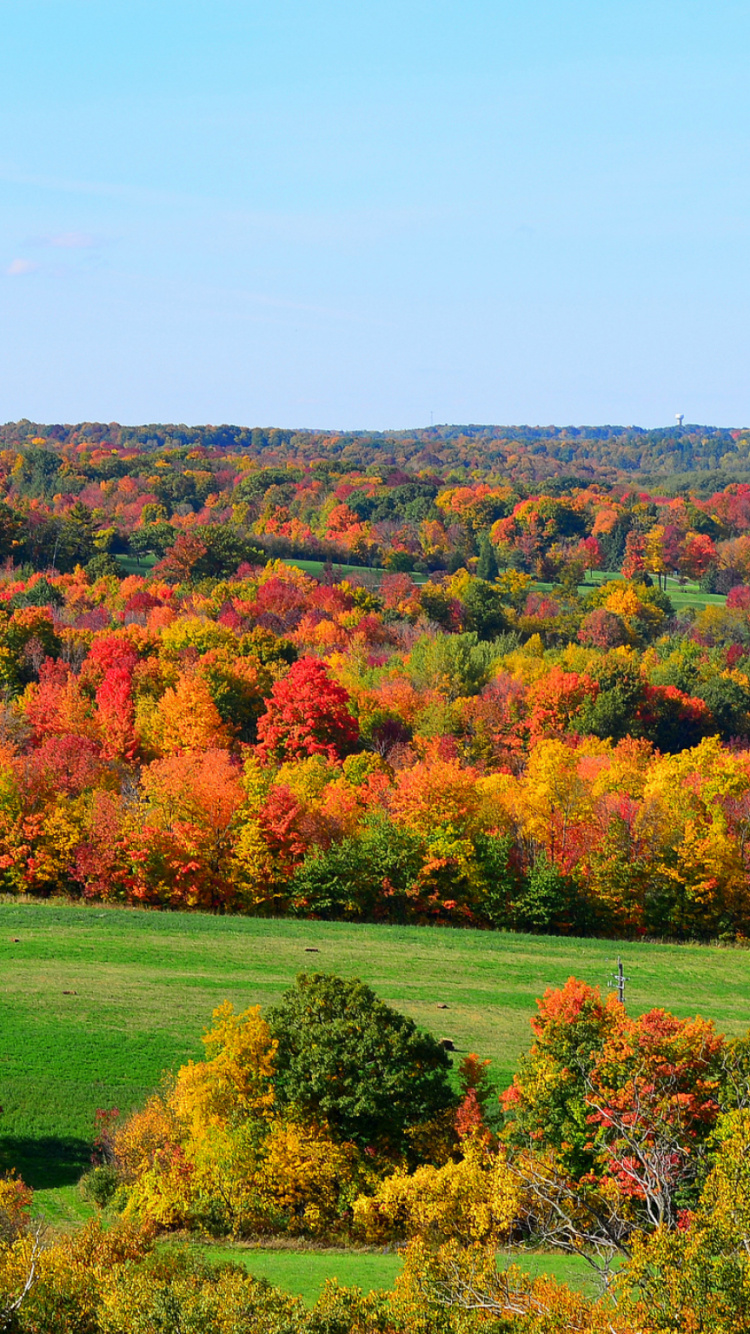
top-left (3, 418), bottom-right (750, 483)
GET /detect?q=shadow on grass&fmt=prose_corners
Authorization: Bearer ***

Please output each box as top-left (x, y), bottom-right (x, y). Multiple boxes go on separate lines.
top-left (0, 1135), bottom-right (91, 1189)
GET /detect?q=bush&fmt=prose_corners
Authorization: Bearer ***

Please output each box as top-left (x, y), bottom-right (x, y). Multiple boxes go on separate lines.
top-left (80, 1165), bottom-right (120, 1208)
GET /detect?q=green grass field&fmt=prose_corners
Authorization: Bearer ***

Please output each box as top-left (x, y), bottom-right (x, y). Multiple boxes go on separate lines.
top-left (114, 551), bottom-right (720, 607)
top-left (114, 552), bottom-right (428, 586)
top-left (114, 553), bottom-right (157, 576)
top-left (2, 901), bottom-right (749, 1206)
top-left (196, 1242), bottom-right (599, 1304)
top-left (200, 1244), bottom-right (403, 1305)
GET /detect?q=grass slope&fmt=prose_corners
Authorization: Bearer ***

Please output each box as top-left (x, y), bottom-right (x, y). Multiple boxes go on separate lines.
top-left (2, 901), bottom-right (749, 1200)
top-left (581, 569), bottom-right (725, 609)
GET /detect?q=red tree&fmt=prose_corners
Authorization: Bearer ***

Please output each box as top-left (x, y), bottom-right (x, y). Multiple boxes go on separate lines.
top-left (154, 532), bottom-right (207, 581)
top-left (96, 666), bottom-right (138, 762)
top-left (578, 608), bottom-right (629, 649)
top-left (255, 658), bottom-right (359, 762)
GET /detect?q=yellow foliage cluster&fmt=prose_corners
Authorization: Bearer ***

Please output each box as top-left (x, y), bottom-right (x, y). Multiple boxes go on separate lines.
top-left (353, 1137), bottom-right (519, 1246)
top-left (111, 1003), bottom-right (372, 1239)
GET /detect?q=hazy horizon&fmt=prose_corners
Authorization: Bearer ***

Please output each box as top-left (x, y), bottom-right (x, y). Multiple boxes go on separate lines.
top-left (3, 418), bottom-right (745, 436)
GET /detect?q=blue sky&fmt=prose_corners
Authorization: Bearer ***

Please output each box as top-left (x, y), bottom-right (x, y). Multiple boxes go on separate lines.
top-left (1, 0), bottom-right (748, 429)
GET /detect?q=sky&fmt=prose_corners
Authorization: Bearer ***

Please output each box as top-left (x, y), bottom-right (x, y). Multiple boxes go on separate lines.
top-left (1, 0), bottom-right (749, 431)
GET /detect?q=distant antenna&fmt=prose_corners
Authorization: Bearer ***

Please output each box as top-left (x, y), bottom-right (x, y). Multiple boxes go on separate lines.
top-left (675, 413), bottom-right (684, 427)
top-left (430, 411), bottom-right (434, 428)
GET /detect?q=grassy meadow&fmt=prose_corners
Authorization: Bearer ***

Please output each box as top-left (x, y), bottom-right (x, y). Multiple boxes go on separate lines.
top-left (115, 552), bottom-right (723, 607)
top-left (2, 900), bottom-right (749, 1202)
top-left (581, 568), bottom-right (726, 609)
top-left (114, 553), bottom-right (426, 586)
top-left (2, 900), bottom-right (747, 1301)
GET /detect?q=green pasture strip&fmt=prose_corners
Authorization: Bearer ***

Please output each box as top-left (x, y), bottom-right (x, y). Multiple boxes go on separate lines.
top-left (510, 1249), bottom-right (611, 1297)
top-left (33, 1184), bottom-right (96, 1229)
top-left (112, 552), bottom-right (721, 604)
top-left (199, 1244), bottom-right (402, 1306)
top-left (196, 1242), bottom-right (599, 1304)
top-left (579, 569), bottom-right (726, 608)
top-left (114, 553), bottom-right (158, 575)
top-left (285, 559), bottom-right (384, 584)
top-left (285, 558), bottom-right (428, 585)
top-left (114, 551), bottom-right (427, 586)
top-left (1, 902), bottom-right (749, 1195)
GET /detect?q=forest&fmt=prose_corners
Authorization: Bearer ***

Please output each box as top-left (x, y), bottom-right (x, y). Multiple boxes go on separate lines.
top-left (0, 424), bottom-right (748, 936)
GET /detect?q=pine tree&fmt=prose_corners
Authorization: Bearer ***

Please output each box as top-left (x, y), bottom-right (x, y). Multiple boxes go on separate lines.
top-left (476, 533), bottom-right (499, 581)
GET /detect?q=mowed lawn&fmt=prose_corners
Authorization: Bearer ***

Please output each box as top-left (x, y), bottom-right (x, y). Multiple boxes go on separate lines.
top-left (2, 901), bottom-right (749, 1201)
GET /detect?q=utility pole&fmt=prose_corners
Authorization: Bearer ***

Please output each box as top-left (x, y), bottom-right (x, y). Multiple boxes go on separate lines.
top-left (609, 956), bottom-right (629, 1006)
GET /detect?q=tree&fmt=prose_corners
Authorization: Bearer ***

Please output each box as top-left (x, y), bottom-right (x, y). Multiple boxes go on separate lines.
top-left (577, 608), bottom-right (628, 649)
top-left (153, 531), bottom-right (208, 582)
top-left (695, 673), bottom-right (750, 740)
top-left (267, 973), bottom-right (456, 1157)
top-left (512, 857), bottom-right (587, 934)
top-left (196, 649), bottom-right (271, 745)
top-left (133, 748), bottom-right (245, 908)
top-left (502, 977), bottom-right (622, 1178)
top-left (152, 675), bottom-right (231, 754)
top-left (255, 659), bottom-right (359, 763)
top-left (96, 666), bottom-right (138, 762)
top-left (460, 578), bottom-right (509, 640)
top-left (407, 632), bottom-right (497, 699)
top-left (476, 533), bottom-right (499, 582)
top-left (585, 1006), bottom-right (723, 1227)
top-left (288, 816), bottom-right (424, 922)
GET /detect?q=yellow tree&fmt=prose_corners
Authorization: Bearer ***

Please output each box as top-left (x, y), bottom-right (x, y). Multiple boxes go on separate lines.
top-left (151, 674), bottom-right (231, 754)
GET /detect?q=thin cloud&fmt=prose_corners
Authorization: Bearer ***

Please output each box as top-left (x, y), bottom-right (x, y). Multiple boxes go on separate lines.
top-left (6, 258), bottom-right (39, 276)
top-left (46, 231), bottom-right (97, 249)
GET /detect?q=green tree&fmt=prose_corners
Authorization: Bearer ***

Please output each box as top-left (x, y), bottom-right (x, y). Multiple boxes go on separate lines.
top-left (288, 816), bottom-right (424, 922)
top-left (476, 533), bottom-right (499, 582)
top-left (577, 655), bottom-right (646, 743)
top-left (267, 973), bottom-right (456, 1158)
top-left (407, 632), bottom-right (500, 699)
top-left (695, 674), bottom-right (750, 740)
top-left (512, 857), bottom-right (589, 934)
top-left (461, 578), bottom-right (509, 640)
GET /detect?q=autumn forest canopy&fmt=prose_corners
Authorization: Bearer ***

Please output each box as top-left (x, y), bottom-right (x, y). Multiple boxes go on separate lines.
top-left (1, 420), bottom-right (750, 937)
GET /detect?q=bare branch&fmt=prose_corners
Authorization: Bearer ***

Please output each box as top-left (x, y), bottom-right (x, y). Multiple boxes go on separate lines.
top-left (0, 1222), bottom-right (45, 1330)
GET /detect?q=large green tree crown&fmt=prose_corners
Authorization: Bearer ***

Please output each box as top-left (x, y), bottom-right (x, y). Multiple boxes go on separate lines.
top-left (267, 972), bottom-right (456, 1156)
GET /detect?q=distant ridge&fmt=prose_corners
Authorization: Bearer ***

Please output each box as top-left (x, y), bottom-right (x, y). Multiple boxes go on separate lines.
top-left (2, 419), bottom-right (749, 487)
